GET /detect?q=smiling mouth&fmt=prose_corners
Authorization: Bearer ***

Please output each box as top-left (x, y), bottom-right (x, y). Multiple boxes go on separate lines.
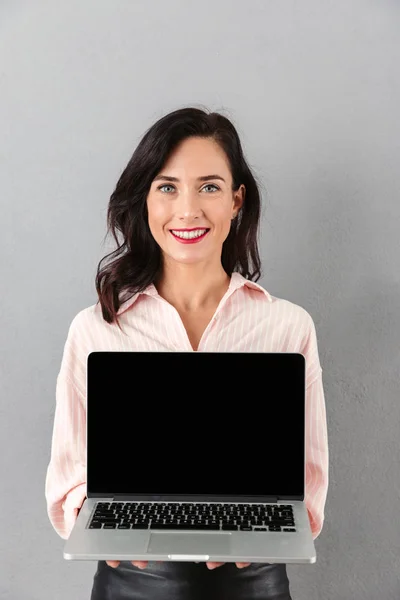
top-left (169, 228), bottom-right (210, 243)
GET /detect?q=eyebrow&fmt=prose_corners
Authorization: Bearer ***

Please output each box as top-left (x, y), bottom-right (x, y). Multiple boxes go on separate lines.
top-left (153, 174), bottom-right (226, 183)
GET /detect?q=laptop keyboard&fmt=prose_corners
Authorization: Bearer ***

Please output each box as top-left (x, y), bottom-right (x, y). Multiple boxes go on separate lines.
top-left (88, 502), bottom-right (296, 532)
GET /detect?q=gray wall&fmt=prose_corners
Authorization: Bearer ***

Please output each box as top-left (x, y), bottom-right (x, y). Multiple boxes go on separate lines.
top-left (1, 1), bottom-right (399, 598)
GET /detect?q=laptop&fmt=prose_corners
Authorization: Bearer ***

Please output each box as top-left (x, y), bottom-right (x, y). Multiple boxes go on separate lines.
top-left (63, 351), bottom-right (316, 564)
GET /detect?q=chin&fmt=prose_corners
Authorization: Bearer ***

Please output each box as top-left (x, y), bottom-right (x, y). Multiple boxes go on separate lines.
top-left (173, 254), bottom-right (207, 264)
top-left (164, 250), bottom-right (212, 265)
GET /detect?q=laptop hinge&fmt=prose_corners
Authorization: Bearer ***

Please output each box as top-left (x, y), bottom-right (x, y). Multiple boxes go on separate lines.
top-left (112, 495), bottom-right (280, 503)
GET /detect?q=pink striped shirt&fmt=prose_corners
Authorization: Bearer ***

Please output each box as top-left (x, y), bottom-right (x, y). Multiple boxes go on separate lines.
top-left (45, 272), bottom-right (329, 541)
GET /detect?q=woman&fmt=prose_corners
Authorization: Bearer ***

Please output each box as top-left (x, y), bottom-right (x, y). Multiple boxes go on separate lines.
top-left (45, 106), bottom-right (329, 599)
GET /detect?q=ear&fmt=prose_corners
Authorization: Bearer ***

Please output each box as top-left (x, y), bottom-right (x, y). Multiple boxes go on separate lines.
top-left (232, 184), bottom-right (245, 216)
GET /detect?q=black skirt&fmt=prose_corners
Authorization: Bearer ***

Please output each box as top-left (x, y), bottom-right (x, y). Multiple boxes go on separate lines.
top-left (90, 560), bottom-right (293, 600)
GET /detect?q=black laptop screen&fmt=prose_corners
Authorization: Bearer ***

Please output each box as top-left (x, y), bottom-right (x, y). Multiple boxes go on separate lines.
top-left (87, 352), bottom-right (305, 499)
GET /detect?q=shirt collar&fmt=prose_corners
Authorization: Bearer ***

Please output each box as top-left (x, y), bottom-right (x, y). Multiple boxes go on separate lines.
top-left (116, 271), bottom-right (272, 316)
top-left (229, 272), bottom-right (273, 302)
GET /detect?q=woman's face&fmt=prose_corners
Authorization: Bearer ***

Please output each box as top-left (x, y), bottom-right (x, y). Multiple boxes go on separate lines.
top-left (146, 137), bottom-right (245, 267)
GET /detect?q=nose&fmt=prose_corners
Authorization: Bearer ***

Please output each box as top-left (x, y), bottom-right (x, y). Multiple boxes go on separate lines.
top-left (176, 192), bottom-right (203, 221)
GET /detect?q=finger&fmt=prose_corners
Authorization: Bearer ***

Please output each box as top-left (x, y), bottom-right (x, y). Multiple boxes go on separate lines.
top-left (236, 562), bottom-right (251, 568)
top-left (206, 561), bottom-right (224, 569)
top-left (106, 560), bottom-right (120, 568)
top-left (131, 560), bottom-right (149, 569)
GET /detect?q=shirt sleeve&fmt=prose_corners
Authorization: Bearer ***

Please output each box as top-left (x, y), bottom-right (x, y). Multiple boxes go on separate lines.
top-left (45, 313), bottom-right (88, 540)
top-left (301, 314), bottom-right (329, 541)
top-left (305, 373), bottom-right (329, 540)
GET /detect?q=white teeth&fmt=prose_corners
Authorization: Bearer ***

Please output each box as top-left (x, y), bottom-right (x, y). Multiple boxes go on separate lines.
top-left (171, 229), bottom-right (208, 239)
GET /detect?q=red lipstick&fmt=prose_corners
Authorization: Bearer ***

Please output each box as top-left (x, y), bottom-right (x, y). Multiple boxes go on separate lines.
top-left (169, 228), bottom-right (210, 244)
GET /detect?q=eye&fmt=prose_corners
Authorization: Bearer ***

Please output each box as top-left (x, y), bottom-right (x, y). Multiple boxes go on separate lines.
top-left (157, 184), bottom-right (220, 193)
top-left (202, 184), bottom-right (219, 193)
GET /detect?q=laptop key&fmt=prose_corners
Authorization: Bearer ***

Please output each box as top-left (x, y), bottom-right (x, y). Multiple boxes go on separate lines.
top-left (151, 523), bottom-right (220, 530)
top-left (222, 525), bottom-right (238, 531)
top-left (151, 524), bottom-right (188, 530)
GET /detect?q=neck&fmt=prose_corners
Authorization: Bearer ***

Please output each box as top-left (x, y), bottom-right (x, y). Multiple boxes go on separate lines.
top-left (155, 258), bottom-right (230, 312)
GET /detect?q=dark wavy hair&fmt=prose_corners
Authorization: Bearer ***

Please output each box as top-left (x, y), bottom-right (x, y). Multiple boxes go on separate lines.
top-left (95, 106), bottom-right (264, 328)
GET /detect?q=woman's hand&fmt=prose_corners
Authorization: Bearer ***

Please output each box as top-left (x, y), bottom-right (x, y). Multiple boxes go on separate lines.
top-left (205, 561), bottom-right (251, 570)
top-left (106, 560), bottom-right (148, 569)
top-left (106, 560), bottom-right (251, 569)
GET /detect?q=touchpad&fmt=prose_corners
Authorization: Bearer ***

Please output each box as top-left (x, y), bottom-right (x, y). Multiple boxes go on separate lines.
top-left (148, 532), bottom-right (231, 557)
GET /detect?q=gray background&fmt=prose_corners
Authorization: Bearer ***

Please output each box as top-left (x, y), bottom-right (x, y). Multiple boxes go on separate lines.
top-left (0, 1), bottom-right (399, 598)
